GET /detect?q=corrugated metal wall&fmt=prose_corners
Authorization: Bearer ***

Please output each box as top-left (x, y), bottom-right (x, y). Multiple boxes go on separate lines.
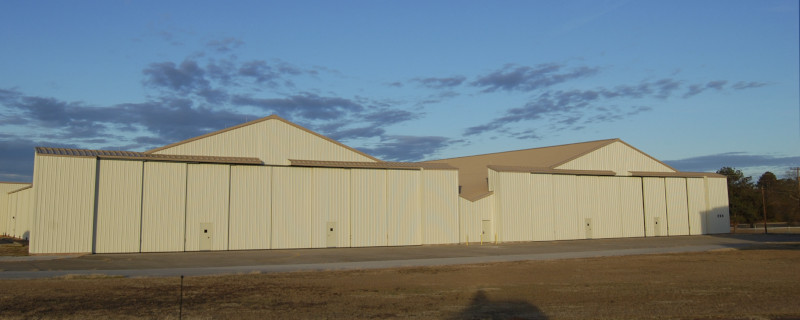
top-left (706, 177), bottom-right (731, 234)
top-left (351, 169), bottom-right (387, 247)
top-left (594, 176), bottom-right (624, 239)
top-left (552, 174), bottom-right (581, 240)
top-left (619, 177), bottom-right (645, 238)
top-left (185, 164), bottom-right (230, 251)
top-left (153, 119), bottom-right (376, 165)
top-left (140, 162), bottom-right (187, 253)
top-left (229, 166), bottom-right (272, 250)
top-left (458, 194), bottom-right (493, 243)
top-left (495, 171), bottom-right (532, 242)
top-left (555, 141), bottom-right (675, 174)
top-left (311, 168), bottom-right (351, 248)
top-left (386, 170), bottom-right (422, 246)
top-left (530, 174), bottom-right (555, 241)
top-left (7, 189), bottom-right (33, 239)
top-left (575, 176), bottom-right (599, 239)
top-left (95, 160), bottom-right (143, 253)
top-left (272, 166), bottom-right (313, 249)
top-left (686, 178), bottom-right (707, 235)
top-left (421, 170), bottom-right (459, 244)
top-left (642, 177), bottom-right (667, 237)
top-left (0, 183), bottom-right (30, 236)
top-left (30, 155), bottom-right (97, 254)
top-left (665, 178), bottom-right (690, 236)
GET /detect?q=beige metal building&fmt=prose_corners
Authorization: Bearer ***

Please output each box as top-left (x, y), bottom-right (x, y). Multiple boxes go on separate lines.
top-left (0, 115), bottom-right (730, 254)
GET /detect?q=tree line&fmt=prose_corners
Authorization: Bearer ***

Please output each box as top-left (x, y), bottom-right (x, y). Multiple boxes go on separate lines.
top-left (717, 167), bottom-right (800, 226)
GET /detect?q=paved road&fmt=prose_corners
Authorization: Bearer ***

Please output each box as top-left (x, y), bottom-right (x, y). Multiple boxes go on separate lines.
top-left (1, 234), bottom-right (797, 279)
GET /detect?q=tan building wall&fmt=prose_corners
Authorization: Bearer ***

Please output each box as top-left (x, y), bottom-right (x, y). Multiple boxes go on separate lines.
top-left (310, 168), bottom-right (351, 248)
top-left (642, 177), bottom-right (668, 237)
top-left (619, 177), bottom-right (645, 238)
top-left (151, 118), bottom-right (377, 165)
top-left (271, 166), bottom-right (313, 249)
top-left (95, 160), bottom-right (143, 253)
top-left (706, 177), bottom-right (731, 234)
top-left (30, 155), bottom-right (97, 254)
top-left (185, 164), bottom-right (230, 251)
top-left (665, 177), bottom-right (690, 236)
top-left (458, 194), bottom-right (494, 243)
top-left (140, 162), bottom-right (187, 253)
top-left (686, 178), bottom-right (707, 235)
top-left (387, 170), bottom-right (422, 246)
top-left (530, 174), bottom-right (556, 241)
top-left (556, 141), bottom-right (675, 175)
top-left (0, 182), bottom-right (31, 236)
top-left (351, 169), bottom-right (388, 247)
top-left (229, 165), bottom-right (272, 250)
top-left (421, 170), bottom-right (459, 244)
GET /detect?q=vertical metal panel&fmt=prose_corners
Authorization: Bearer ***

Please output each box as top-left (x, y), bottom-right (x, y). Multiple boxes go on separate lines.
top-left (7, 192), bottom-right (18, 237)
top-left (665, 177), bottom-right (690, 236)
top-left (95, 160), bottom-right (143, 253)
top-left (706, 177), bottom-right (731, 234)
top-left (576, 176), bottom-right (599, 239)
top-left (530, 174), bottom-right (555, 241)
top-left (30, 155), bottom-right (97, 254)
top-left (458, 194), bottom-right (494, 243)
top-left (556, 141), bottom-right (674, 174)
top-left (185, 164), bottom-right (230, 251)
top-left (153, 119), bottom-right (376, 165)
top-left (552, 175), bottom-right (581, 240)
top-left (18, 188), bottom-right (33, 240)
top-left (686, 178), bottom-right (707, 235)
top-left (229, 165), bottom-right (272, 250)
top-left (351, 169), bottom-right (387, 247)
top-left (386, 170), bottom-right (422, 246)
top-left (619, 177), bottom-right (645, 238)
top-left (594, 176), bottom-right (623, 239)
top-left (140, 162), bottom-right (187, 253)
top-left (421, 169), bottom-right (459, 244)
top-left (272, 167), bottom-right (313, 249)
top-left (311, 168), bottom-right (351, 248)
top-left (0, 183), bottom-right (28, 236)
top-left (642, 177), bottom-right (667, 237)
top-left (495, 171), bottom-right (532, 242)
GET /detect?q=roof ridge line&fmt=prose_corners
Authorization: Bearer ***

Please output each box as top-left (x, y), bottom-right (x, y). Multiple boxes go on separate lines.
top-left (425, 138), bottom-right (620, 162)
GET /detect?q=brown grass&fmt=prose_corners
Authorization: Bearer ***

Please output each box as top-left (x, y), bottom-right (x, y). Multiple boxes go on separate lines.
top-left (1, 244), bottom-right (799, 319)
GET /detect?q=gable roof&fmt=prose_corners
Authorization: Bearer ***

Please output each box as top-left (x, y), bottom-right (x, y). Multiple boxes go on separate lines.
top-left (425, 139), bottom-right (618, 200)
top-left (144, 114), bottom-right (381, 162)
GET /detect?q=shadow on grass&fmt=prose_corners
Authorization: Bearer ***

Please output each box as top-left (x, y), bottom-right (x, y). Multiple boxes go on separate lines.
top-left (450, 290), bottom-right (547, 320)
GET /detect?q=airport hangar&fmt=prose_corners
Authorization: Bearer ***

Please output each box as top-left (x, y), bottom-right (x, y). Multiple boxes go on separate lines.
top-left (0, 115), bottom-right (730, 254)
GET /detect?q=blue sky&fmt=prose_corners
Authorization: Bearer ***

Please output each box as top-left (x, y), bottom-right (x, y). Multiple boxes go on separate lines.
top-left (1, 0), bottom-right (798, 182)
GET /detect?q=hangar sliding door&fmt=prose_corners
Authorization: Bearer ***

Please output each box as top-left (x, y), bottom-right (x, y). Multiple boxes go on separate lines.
top-left (351, 169), bottom-right (387, 247)
top-left (552, 175), bottom-right (581, 240)
top-left (386, 170), bottom-right (422, 246)
top-left (229, 166), bottom-right (272, 250)
top-left (686, 178), bottom-right (707, 235)
top-left (141, 162), bottom-right (187, 252)
top-left (94, 160), bottom-right (143, 253)
top-left (272, 167), bottom-right (313, 249)
top-left (185, 164), bottom-right (230, 251)
top-left (530, 174), bottom-right (555, 241)
top-left (619, 177), bottom-right (645, 238)
top-left (643, 177), bottom-right (667, 237)
top-left (311, 168), bottom-right (351, 248)
top-left (665, 178), bottom-right (690, 236)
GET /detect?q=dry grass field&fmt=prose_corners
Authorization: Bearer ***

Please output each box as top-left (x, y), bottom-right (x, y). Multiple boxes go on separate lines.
top-left (1, 242), bottom-right (799, 319)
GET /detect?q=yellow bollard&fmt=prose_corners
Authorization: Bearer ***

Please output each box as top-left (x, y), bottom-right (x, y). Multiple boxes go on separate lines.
top-left (466, 235), bottom-right (469, 246)
top-left (480, 233), bottom-right (483, 246)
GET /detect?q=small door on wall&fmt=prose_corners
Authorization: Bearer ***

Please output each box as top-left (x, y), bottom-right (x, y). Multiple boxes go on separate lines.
top-left (585, 218), bottom-right (593, 239)
top-left (200, 223), bottom-right (213, 251)
top-left (481, 220), bottom-right (492, 242)
top-left (654, 217), bottom-right (662, 237)
top-left (326, 222), bottom-right (337, 248)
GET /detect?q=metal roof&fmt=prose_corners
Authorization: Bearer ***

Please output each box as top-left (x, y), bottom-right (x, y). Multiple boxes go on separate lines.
top-left (290, 159), bottom-right (456, 170)
top-left (629, 171), bottom-right (725, 178)
top-left (35, 147), bottom-right (263, 165)
top-left (488, 165), bottom-right (617, 176)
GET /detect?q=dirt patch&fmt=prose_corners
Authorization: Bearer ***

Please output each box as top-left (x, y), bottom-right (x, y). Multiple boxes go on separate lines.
top-left (0, 237), bottom-right (28, 256)
top-left (1, 244), bottom-right (799, 319)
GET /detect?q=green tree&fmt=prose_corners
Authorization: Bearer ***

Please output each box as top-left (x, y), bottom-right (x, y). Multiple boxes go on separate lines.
top-left (717, 167), bottom-right (759, 225)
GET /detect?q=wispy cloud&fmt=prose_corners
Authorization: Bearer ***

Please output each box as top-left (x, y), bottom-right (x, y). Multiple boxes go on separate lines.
top-left (471, 63), bottom-right (599, 92)
top-left (412, 76), bottom-right (466, 89)
top-left (359, 135), bottom-right (454, 162)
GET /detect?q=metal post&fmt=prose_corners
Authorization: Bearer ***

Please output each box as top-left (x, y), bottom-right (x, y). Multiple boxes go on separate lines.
top-left (761, 186), bottom-right (768, 234)
top-left (179, 275), bottom-right (184, 319)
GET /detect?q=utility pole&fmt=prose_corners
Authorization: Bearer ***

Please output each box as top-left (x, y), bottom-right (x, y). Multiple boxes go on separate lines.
top-left (761, 186), bottom-right (768, 234)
